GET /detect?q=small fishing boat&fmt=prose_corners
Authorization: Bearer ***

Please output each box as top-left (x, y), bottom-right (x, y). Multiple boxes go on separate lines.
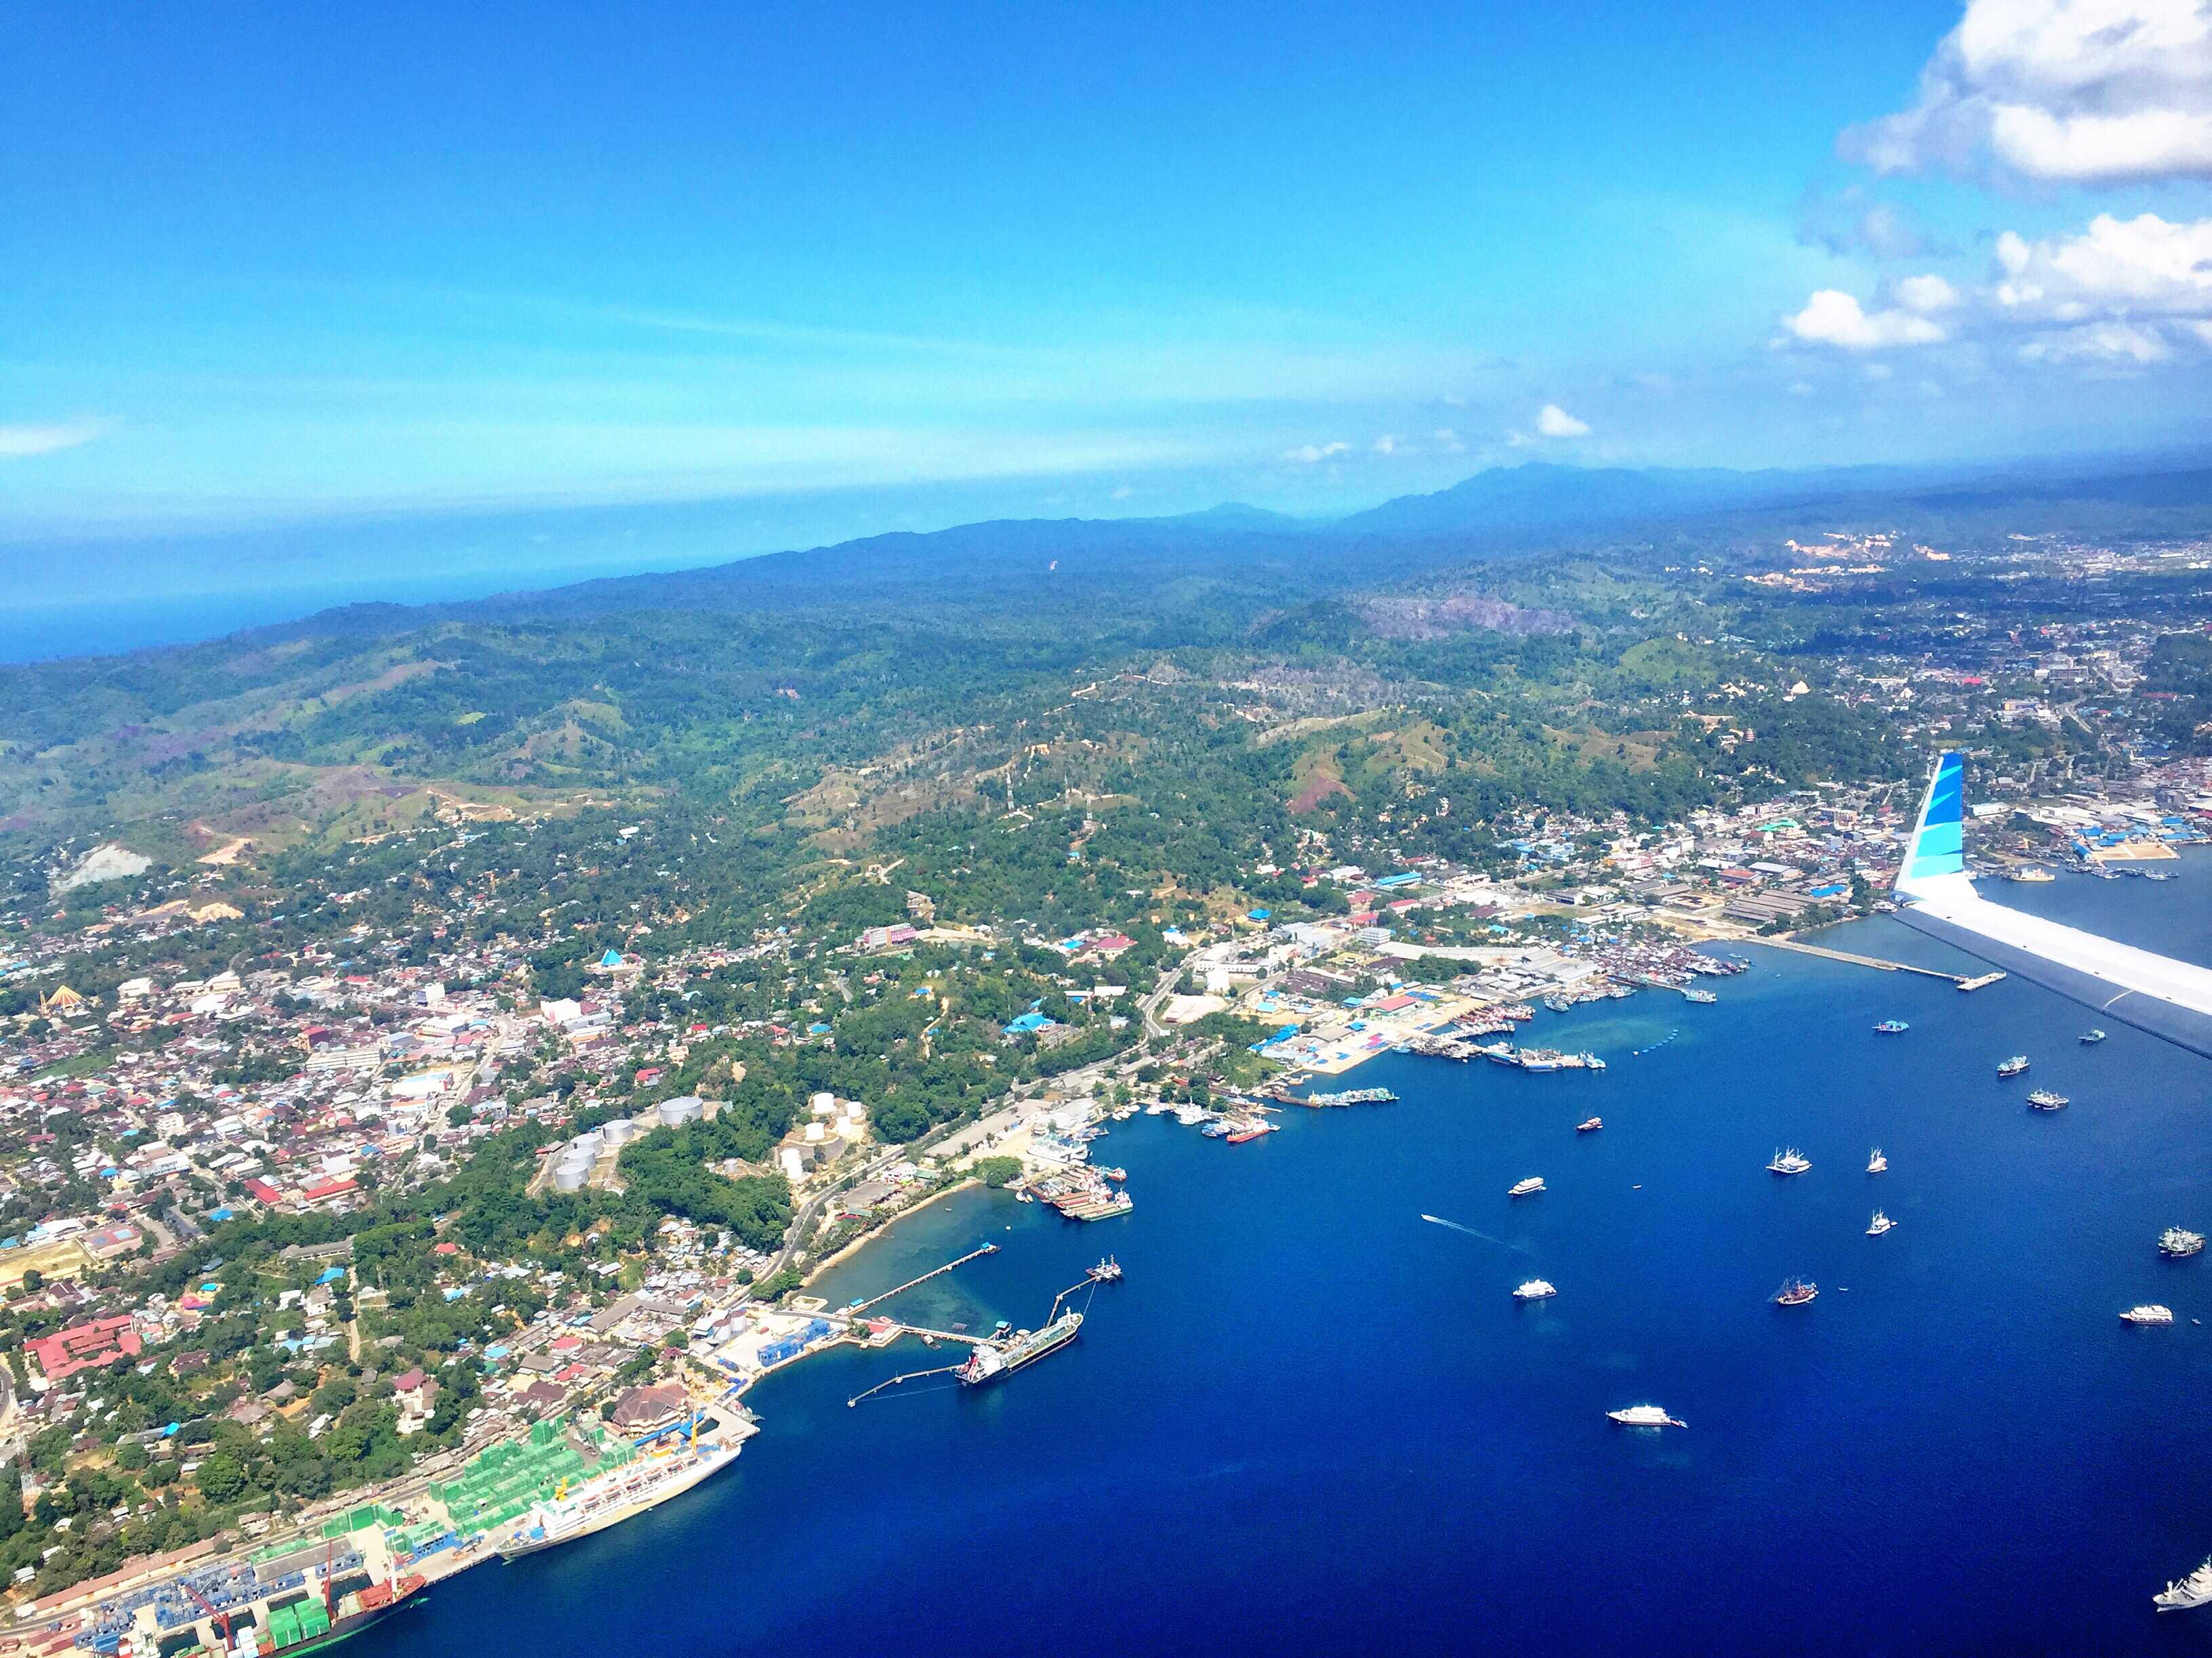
top-left (1866, 1210), bottom-right (1895, 1237)
top-left (1773, 1277), bottom-right (1818, 1307)
top-left (1997, 1054), bottom-right (2030, 1077)
top-left (1874, 1019), bottom-right (1909, 1035)
top-left (2081, 1029), bottom-right (2107, 1045)
top-left (1576, 1116), bottom-right (1603, 1133)
top-left (1866, 1146), bottom-right (1887, 1174)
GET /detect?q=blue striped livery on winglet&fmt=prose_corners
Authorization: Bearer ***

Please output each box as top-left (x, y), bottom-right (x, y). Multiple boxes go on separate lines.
top-left (1898, 750), bottom-right (1965, 892)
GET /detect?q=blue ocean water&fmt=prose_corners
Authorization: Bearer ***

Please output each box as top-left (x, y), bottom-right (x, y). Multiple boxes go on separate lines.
top-left (357, 860), bottom-right (2212, 1656)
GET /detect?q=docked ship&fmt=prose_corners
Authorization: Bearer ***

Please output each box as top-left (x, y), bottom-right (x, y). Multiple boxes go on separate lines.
top-left (1767, 1148), bottom-right (1811, 1176)
top-left (1087, 1256), bottom-right (1124, 1282)
top-left (1513, 1279), bottom-right (1557, 1301)
top-left (1305, 1087), bottom-right (1397, 1106)
top-left (2006, 866), bottom-right (2055, 883)
top-left (495, 1413), bottom-right (753, 1560)
top-left (165, 1579), bottom-right (423, 1658)
top-left (1866, 1210), bottom-right (1895, 1236)
top-left (1509, 1176), bottom-right (1546, 1197)
top-left (958, 1308), bottom-right (1083, 1385)
top-left (1606, 1404), bottom-right (1685, 1428)
top-left (2156, 1558), bottom-right (2212, 1612)
top-left (2122, 1304), bottom-right (2176, 1325)
top-left (1517, 1048), bottom-right (1564, 1073)
top-left (2027, 1090), bottom-right (2070, 1111)
top-left (1997, 1054), bottom-right (2030, 1077)
top-left (1873, 1019), bottom-right (1909, 1034)
top-left (1866, 1146), bottom-right (1887, 1174)
top-left (2161, 1228), bottom-right (2206, 1260)
top-left (1683, 988), bottom-right (1717, 1004)
top-left (1774, 1277), bottom-right (1818, 1306)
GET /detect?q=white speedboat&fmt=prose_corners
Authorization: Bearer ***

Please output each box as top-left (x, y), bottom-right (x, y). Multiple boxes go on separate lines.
top-left (1513, 1279), bottom-right (1557, 1302)
top-left (1509, 1176), bottom-right (1546, 1197)
top-left (1866, 1146), bottom-right (1887, 1174)
top-left (1866, 1210), bottom-right (1894, 1236)
top-left (1768, 1148), bottom-right (1811, 1176)
top-left (1607, 1404), bottom-right (1685, 1428)
top-left (2156, 1557), bottom-right (2212, 1612)
top-left (2123, 1304), bottom-right (2176, 1325)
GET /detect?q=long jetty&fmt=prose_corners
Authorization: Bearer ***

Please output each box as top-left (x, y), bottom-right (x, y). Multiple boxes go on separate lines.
top-left (1748, 936), bottom-right (2005, 989)
top-left (845, 1243), bottom-right (1000, 1316)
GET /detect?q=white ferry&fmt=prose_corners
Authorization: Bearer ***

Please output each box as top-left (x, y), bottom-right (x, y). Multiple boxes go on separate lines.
top-left (2122, 1304), bottom-right (2176, 1325)
top-left (1508, 1176), bottom-right (1546, 1197)
top-left (1512, 1279), bottom-right (1557, 1302)
top-left (494, 1410), bottom-right (754, 1560)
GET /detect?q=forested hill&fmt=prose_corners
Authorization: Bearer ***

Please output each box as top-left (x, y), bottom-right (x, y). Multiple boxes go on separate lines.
top-left (0, 455), bottom-right (2206, 872)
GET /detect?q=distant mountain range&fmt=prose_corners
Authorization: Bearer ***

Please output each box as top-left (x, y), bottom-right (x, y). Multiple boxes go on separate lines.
top-left (9, 451), bottom-right (2212, 665)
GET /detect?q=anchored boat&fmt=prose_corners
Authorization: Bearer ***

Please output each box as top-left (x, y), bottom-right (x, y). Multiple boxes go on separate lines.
top-left (1607, 1404), bottom-right (1685, 1428)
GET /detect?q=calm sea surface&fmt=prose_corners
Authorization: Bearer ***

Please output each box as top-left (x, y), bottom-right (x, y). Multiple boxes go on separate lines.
top-left (353, 857), bottom-right (2212, 1656)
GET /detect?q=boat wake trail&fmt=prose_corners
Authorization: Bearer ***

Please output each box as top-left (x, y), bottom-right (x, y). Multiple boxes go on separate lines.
top-left (1420, 1214), bottom-right (1536, 1256)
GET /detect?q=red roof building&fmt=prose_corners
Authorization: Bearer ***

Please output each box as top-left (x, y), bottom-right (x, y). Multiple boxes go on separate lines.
top-left (26, 1316), bottom-right (142, 1385)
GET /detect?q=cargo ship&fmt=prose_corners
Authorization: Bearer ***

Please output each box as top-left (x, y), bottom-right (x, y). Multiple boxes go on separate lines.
top-left (117, 1575), bottom-right (426, 1658)
top-left (958, 1309), bottom-right (1082, 1385)
top-left (493, 1413), bottom-right (752, 1560)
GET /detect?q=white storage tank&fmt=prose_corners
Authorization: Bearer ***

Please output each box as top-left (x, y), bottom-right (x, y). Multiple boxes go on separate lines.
top-left (803, 1121), bottom-right (826, 1143)
top-left (809, 1092), bottom-right (837, 1117)
top-left (657, 1095), bottom-right (704, 1127)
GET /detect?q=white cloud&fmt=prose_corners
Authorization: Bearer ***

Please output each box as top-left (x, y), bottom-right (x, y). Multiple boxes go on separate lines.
top-left (1893, 274), bottom-right (1963, 312)
top-left (1284, 440), bottom-right (1351, 464)
top-left (1372, 434), bottom-right (1401, 454)
top-left (2020, 318), bottom-right (2173, 360)
top-left (1535, 403), bottom-right (1591, 437)
top-left (0, 418), bottom-right (115, 459)
top-left (1994, 211), bottom-right (2212, 316)
top-left (1432, 427), bottom-right (1466, 452)
top-left (1781, 289), bottom-right (1949, 349)
top-left (1843, 0), bottom-right (2212, 184)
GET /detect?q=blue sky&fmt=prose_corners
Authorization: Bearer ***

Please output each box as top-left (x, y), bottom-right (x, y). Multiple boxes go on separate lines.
top-left (5, 0), bottom-right (2212, 579)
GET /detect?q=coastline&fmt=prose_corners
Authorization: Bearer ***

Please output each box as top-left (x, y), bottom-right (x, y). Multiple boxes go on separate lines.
top-left (799, 1176), bottom-right (981, 1288)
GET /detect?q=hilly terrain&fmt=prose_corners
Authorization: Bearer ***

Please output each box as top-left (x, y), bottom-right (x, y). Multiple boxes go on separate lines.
top-left (4, 455), bottom-right (2209, 892)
